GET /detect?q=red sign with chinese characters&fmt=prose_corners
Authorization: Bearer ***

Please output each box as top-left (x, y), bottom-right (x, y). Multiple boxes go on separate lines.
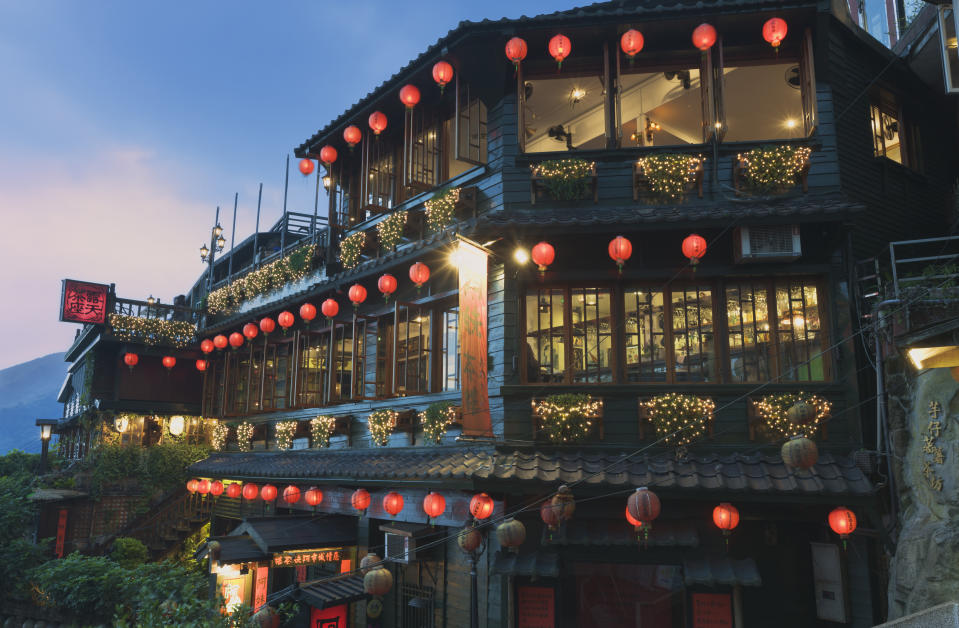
top-left (693, 593), bottom-right (732, 628)
top-left (60, 279), bottom-right (109, 324)
top-left (457, 239), bottom-right (491, 436)
top-left (310, 604), bottom-right (348, 628)
top-left (253, 566), bottom-right (269, 611)
top-left (55, 509), bottom-right (68, 558)
top-left (272, 548), bottom-right (342, 568)
top-left (517, 586), bottom-right (554, 628)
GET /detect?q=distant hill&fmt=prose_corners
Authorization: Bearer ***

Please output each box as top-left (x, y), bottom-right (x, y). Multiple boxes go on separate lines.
top-left (0, 352), bottom-right (67, 453)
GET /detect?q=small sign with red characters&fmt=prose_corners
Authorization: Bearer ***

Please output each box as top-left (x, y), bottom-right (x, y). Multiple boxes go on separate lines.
top-left (272, 548), bottom-right (342, 567)
top-left (60, 279), bottom-right (110, 324)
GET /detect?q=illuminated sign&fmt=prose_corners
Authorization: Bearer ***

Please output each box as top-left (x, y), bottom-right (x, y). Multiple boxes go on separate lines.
top-left (253, 566), bottom-right (269, 612)
top-left (272, 548), bottom-right (342, 567)
top-left (221, 577), bottom-right (245, 614)
top-left (457, 239), bottom-right (492, 436)
top-left (311, 604), bottom-right (348, 627)
top-left (60, 279), bottom-right (109, 324)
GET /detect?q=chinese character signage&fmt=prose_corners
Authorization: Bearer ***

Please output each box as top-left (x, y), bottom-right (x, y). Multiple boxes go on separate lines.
top-left (922, 401), bottom-right (945, 491)
top-left (253, 566), bottom-right (269, 611)
top-left (55, 509), bottom-right (68, 558)
top-left (272, 548), bottom-right (342, 567)
top-left (60, 279), bottom-right (109, 324)
top-left (517, 586), bottom-right (554, 628)
top-left (311, 604), bottom-right (348, 628)
top-left (457, 239), bottom-right (492, 436)
top-left (693, 593), bottom-right (732, 628)
top-left (221, 577), bottom-right (245, 614)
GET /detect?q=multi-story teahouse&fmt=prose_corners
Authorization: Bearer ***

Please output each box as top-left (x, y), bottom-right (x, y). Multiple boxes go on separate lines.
top-left (48, 0), bottom-right (958, 626)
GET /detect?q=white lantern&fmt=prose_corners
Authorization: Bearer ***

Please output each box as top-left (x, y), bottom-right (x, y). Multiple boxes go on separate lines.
top-left (169, 415), bottom-right (186, 436)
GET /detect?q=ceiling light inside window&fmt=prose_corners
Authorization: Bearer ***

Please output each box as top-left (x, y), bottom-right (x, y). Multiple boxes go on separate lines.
top-left (570, 87), bottom-right (587, 104)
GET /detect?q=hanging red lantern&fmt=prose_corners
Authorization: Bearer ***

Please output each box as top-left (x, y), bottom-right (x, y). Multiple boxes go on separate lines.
top-left (123, 352), bottom-right (139, 369)
top-left (162, 356), bottom-right (176, 370)
top-left (713, 502), bottom-right (740, 536)
top-left (540, 499), bottom-right (561, 532)
top-left (200, 339), bottom-right (215, 354)
top-left (368, 111), bottom-right (387, 135)
top-left (496, 518), bottom-right (526, 551)
top-left (383, 491), bottom-right (404, 517)
top-left (213, 334), bottom-right (228, 350)
top-left (608, 235), bottom-right (633, 273)
top-left (692, 23), bottom-right (717, 51)
top-left (625, 506), bottom-right (643, 529)
top-left (226, 482), bottom-right (242, 499)
top-left (197, 479), bottom-right (211, 495)
top-left (349, 284), bottom-right (367, 308)
top-left (423, 492), bottom-right (446, 522)
top-left (531, 241), bottom-right (555, 273)
top-left (682, 233), bottom-right (707, 266)
top-left (548, 34), bottom-right (571, 68)
top-left (828, 506), bottom-right (857, 539)
top-left (627, 487), bottom-right (661, 543)
top-left (321, 298), bottom-right (339, 319)
top-left (469, 492), bottom-right (494, 520)
top-left (210, 480), bottom-right (224, 497)
top-left (300, 303), bottom-right (317, 323)
top-left (319, 145), bottom-right (338, 165)
top-left (228, 332), bottom-right (244, 349)
top-left (432, 61), bottom-right (453, 92)
top-left (195, 359), bottom-right (208, 372)
top-left (298, 158), bottom-right (315, 176)
top-left (260, 484), bottom-right (278, 501)
top-left (409, 262), bottom-right (430, 288)
top-left (505, 36), bottom-right (528, 69)
top-left (187, 478), bottom-right (199, 494)
top-left (259, 317), bottom-right (276, 335)
top-left (457, 525), bottom-right (483, 554)
top-left (551, 485), bottom-right (576, 523)
top-left (278, 311), bottom-right (295, 330)
top-left (763, 17), bottom-right (788, 48)
top-left (282, 485), bottom-right (301, 504)
top-left (343, 125), bottom-right (362, 147)
top-left (378, 273), bottom-right (398, 302)
top-left (399, 84), bottom-right (421, 109)
top-left (352, 488), bottom-right (371, 512)
top-left (242, 483), bottom-right (259, 500)
top-left (620, 29), bottom-right (644, 59)
top-left (305, 486), bottom-right (324, 507)
top-left (243, 323), bottom-right (259, 340)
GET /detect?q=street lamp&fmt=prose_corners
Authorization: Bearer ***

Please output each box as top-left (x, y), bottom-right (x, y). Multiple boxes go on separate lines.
top-left (36, 419), bottom-right (58, 474)
top-left (201, 210), bottom-right (228, 293)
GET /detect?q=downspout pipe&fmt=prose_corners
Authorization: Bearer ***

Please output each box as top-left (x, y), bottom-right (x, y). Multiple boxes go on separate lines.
top-left (874, 298), bottom-right (900, 528)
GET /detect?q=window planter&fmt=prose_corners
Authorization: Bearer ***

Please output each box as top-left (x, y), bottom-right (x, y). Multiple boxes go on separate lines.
top-left (733, 145), bottom-right (811, 196)
top-left (530, 159), bottom-right (598, 204)
top-left (747, 393), bottom-right (831, 441)
top-left (633, 155), bottom-right (704, 203)
top-left (638, 394), bottom-right (715, 447)
top-left (531, 394), bottom-right (604, 443)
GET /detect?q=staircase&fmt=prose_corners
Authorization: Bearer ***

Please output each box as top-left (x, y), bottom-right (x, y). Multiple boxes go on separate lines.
top-left (102, 488), bottom-right (213, 559)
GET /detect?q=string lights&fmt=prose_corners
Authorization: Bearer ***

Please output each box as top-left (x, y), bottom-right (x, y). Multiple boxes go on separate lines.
top-left (419, 402), bottom-right (456, 444)
top-left (531, 159), bottom-right (595, 201)
top-left (425, 187), bottom-right (460, 232)
top-left (207, 244), bottom-right (315, 313)
top-left (339, 232), bottom-right (366, 269)
top-left (211, 421), bottom-right (229, 451)
top-left (108, 314), bottom-right (196, 348)
top-left (236, 421), bottom-right (254, 452)
top-left (643, 393), bottom-right (716, 447)
top-left (736, 145), bottom-right (811, 194)
top-left (368, 409), bottom-right (398, 446)
top-left (636, 154), bottom-right (704, 201)
top-left (755, 393), bottom-right (831, 439)
top-left (311, 415), bottom-right (336, 448)
top-left (532, 394), bottom-right (602, 443)
top-left (275, 420), bottom-right (297, 450)
top-left (377, 210), bottom-right (408, 252)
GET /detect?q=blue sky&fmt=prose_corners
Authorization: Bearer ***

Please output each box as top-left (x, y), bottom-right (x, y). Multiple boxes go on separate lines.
top-left (0, 0), bottom-right (562, 369)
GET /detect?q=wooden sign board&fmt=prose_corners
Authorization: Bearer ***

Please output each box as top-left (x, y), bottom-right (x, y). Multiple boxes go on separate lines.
top-left (692, 592), bottom-right (732, 628)
top-left (517, 586), bottom-right (555, 628)
top-left (60, 279), bottom-right (109, 324)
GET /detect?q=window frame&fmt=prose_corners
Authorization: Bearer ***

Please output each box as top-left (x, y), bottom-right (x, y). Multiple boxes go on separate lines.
top-left (869, 88), bottom-right (920, 170)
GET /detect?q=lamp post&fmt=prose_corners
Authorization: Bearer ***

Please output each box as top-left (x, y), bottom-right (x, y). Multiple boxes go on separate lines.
top-left (36, 419), bottom-right (57, 474)
top-left (199, 207), bottom-right (227, 294)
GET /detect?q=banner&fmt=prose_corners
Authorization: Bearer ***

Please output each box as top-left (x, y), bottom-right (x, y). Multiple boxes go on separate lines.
top-left (517, 586), bottom-right (554, 628)
top-left (253, 566), bottom-right (269, 611)
top-left (692, 593), bottom-right (732, 628)
top-left (457, 239), bottom-right (491, 436)
top-left (55, 509), bottom-right (68, 558)
top-left (60, 279), bottom-right (109, 324)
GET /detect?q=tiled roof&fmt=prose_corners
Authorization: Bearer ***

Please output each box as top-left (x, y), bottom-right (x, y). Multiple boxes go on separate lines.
top-left (200, 535), bottom-right (268, 564)
top-left (269, 575), bottom-right (369, 610)
top-left (493, 550), bottom-right (561, 578)
top-left (190, 446), bottom-right (874, 498)
top-left (231, 515), bottom-right (357, 552)
top-left (683, 556), bottom-right (762, 587)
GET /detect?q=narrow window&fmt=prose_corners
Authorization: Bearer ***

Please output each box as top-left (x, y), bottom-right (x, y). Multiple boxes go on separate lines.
top-left (671, 285), bottom-right (717, 382)
top-left (775, 279), bottom-right (825, 381)
top-left (623, 289), bottom-right (667, 382)
top-left (525, 288), bottom-right (567, 382)
top-left (441, 305), bottom-right (460, 391)
top-left (263, 340), bottom-right (292, 411)
top-left (725, 281), bottom-right (773, 382)
top-left (570, 287), bottom-right (613, 383)
top-left (296, 330), bottom-right (329, 407)
top-left (454, 79), bottom-right (488, 166)
top-left (395, 304), bottom-right (431, 394)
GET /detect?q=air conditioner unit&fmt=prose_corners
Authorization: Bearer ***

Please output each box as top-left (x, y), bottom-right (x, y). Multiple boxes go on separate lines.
top-left (734, 225), bottom-right (802, 263)
top-left (385, 532), bottom-right (415, 564)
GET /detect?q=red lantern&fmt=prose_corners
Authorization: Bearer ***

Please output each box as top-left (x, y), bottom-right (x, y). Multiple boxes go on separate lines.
top-left (620, 29), bottom-right (644, 58)
top-left (692, 23), bottom-right (717, 51)
top-left (432, 61), bottom-right (453, 92)
top-left (505, 36), bottom-right (528, 69)
top-left (162, 356), bottom-right (176, 370)
top-left (278, 311), bottom-right (295, 330)
top-left (423, 492), bottom-right (446, 521)
top-left (259, 317), bottom-right (276, 335)
top-left (321, 298), bottom-right (339, 319)
top-left (409, 262), bottom-right (430, 288)
top-left (229, 332), bottom-right (244, 349)
top-left (283, 485), bottom-right (301, 504)
top-left (625, 506), bottom-right (643, 529)
top-left (828, 506), bottom-right (857, 539)
top-left (226, 483), bottom-right (242, 499)
top-left (548, 34), bottom-right (571, 68)
top-left (540, 499), bottom-right (561, 532)
top-left (299, 158), bottom-right (315, 176)
top-left (197, 479), bottom-right (210, 495)
top-left (305, 486), bottom-right (324, 507)
top-left (713, 503), bottom-right (740, 535)
top-left (123, 352), bottom-right (138, 369)
top-left (319, 145), bottom-right (338, 165)
top-left (349, 284), bottom-right (367, 308)
top-left (187, 478), bottom-right (199, 494)
top-left (243, 323), bottom-right (259, 340)
top-left (260, 484), bottom-right (278, 501)
top-left (531, 241), bottom-right (555, 272)
top-left (300, 303), bottom-right (317, 323)
top-left (383, 491), bottom-right (404, 517)
top-left (469, 493), bottom-right (494, 520)
top-left (210, 480), bottom-right (224, 497)
top-left (399, 84), bottom-right (421, 109)
top-left (213, 334), bottom-right (228, 350)
top-left (763, 17), bottom-right (788, 48)
top-left (682, 233), bottom-right (707, 266)
top-left (627, 487), bottom-right (661, 542)
top-left (378, 274), bottom-right (397, 302)
top-left (343, 125), bottom-right (362, 147)
top-left (369, 111), bottom-right (387, 135)
top-left (352, 488), bottom-right (371, 511)
top-left (195, 359), bottom-right (208, 372)
top-left (608, 235), bottom-right (633, 272)
top-left (242, 483), bottom-right (259, 501)
top-left (200, 339), bottom-right (215, 354)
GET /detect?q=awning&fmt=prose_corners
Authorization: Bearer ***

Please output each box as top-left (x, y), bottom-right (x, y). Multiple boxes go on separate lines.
top-left (28, 488), bottom-right (88, 502)
top-left (493, 550), bottom-right (560, 578)
top-left (560, 519), bottom-right (699, 547)
top-left (197, 535), bottom-right (269, 565)
top-left (268, 575), bottom-right (369, 610)
top-left (230, 515), bottom-right (356, 553)
top-left (683, 556), bottom-right (762, 588)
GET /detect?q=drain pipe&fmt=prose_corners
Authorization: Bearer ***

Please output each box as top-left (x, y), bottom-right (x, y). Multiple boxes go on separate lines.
top-left (874, 299), bottom-right (900, 527)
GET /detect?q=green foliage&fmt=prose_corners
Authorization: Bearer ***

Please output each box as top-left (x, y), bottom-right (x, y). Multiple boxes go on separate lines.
top-left (425, 188), bottom-right (459, 232)
top-left (111, 536), bottom-right (150, 569)
top-left (79, 351), bottom-right (95, 406)
top-left (86, 440), bottom-right (212, 500)
top-left (737, 145), bottom-right (811, 194)
top-left (532, 159), bottom-right (594, 201)
top-left (421, 402), bottom-right (455, 444)
top-left (637, 154), bottom-right (702, 201)
top-left (535, 393), bottom-right (600, 443)
top-left (0, 538), bottom-right (49, 602)
top-left (0, 449), bottom-right (41, 478)
top-left (207, 243), bottom-right (315, 313)
top-left (0, 473), bottom-right (37, 546)
top-left (109, 314), bottom-right (197, 348)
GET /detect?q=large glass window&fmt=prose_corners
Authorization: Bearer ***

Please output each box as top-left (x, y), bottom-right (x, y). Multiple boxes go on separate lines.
top-left (522, 73), bottom-right (607, 153)
top-left (624, 289), bottom-right (666, 382)
top-left (670, 285), bottom-right (717, 382)
top-left (719, 61), bottom-right (806, 141)
top-left (441, 306), bottom-right (459, 391)
top-left (571, 288), bottom-right (613, 383)
top-left (263, 341), bottom-right (292, 411)
top-left (775, 279), bottom-right (825, 381)
top-left (395, 304), bottom-right (431, 394)
top-left (331, 323), bottom-right (355, 402)
top-left (525, 288), bottom-right (567, 383)
top-left (618, 67), bottom-right (703, 146)
top-left (296, 330), bottom-right (330, 407)
top-left (225, 349), bottom-right (252, 415)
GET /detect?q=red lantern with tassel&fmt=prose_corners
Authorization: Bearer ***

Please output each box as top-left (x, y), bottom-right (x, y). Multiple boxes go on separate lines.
top-left (548, 34), bottom-right (571, 68)
top-left (259, 317), bottom-right (276, 335)
top-left (713, 502), bottom-right (740, 549)
top-left (278, 311), bottom-right (295, 331)
top-left (209, 480), bottom-right (224, 497)
top-left (229, 332), bottom-right (244, 349)
top-left (260, 484), bottom-right (277, 501)
top-left (682, 233), bottom-right (707, 266)
top-left (305, 487), bottom-right (323, 507)
top-left (196, 479), bottom-right (210, 495)
top-left (243, 323), bottom-right (259, 340)
top-left (531, 241), bottom-right (555, 274)
top-left (423, 492), bottom-right (446, 523)
top-left (319, 145), bottom-right (338, 165)
top-left (200, 339), bottom-right (215, 354)
top-left (608, 236), bottom-right (633, 273)
top-left (300, 303), bottom-right (317, 324)
top-left (369, 111), bottom-right (387, 135)
top-left (829, 506), bottom-right (857, 549)
top-left (627, 487), bottom-right (661, 544)
top-left (620, 29), bottom-right (644, 60)
top-left (343, 125), bottom-right (362, 147)
top-left (409, 262), bottom-right (430, 289)
top-left (123, 352), bottom-right (138, 370)
top-left (226, 482), bottom-right (242, 499)
top-left (213, 334), bottom-right (228, 350)
top-left (195, 359), bottom-right (208, 372)
top-left (349, 284), bottom-right (367, 308)
top-left (399, 84), bottom-right (421, 109)
top-left (186, 479), bottom-right (199, 494)
top-left (763, 17), bottom-right (788, 48)
top-left (321, 298), bottom-right (339, 320)
top-left (242, 483), bottom-right (259, 500)
top-left (282, 485), bottom-right (301, 504)
top-left (469, 493), bottom-right (494, 520)
top-left (692, 23), bottom-right (717, 51)
top-left (378, 274), bottom-right (397, 302)
top-left (298, 158), bottom-right (315, 176)
top-left (432, 61), bottom-right (453, 92)
top-left (352, 488), bottom-right (371, 512)
top-left (162, 356), bottom-right (176, 371)
top-left (383, 491), bottom-right (404, 517)
top-left (505, 37), bottom-right (528, 70)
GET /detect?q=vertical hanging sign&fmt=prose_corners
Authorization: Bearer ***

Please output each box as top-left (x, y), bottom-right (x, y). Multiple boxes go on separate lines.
top-left (253, 565), bottom-right (269, 611)
top-left (457, 238), bottom-right (492, 436)
top-left (55, 509), bottom-right (68, 558)
top-left (60, 279), bottom-right (109, 324)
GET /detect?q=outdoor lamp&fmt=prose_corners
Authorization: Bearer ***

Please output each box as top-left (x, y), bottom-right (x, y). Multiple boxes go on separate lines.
top-left (200, 243), bottom-right (209, 261)
top-left (168, 415), bottom-right (185, 436)
top-left (323, 175), bottom-right (332, 189)
top-left (114, 415), bottom-right (129, 433)
top-left (37, 420), bottom-right (54, 441)
top-left (216, 235), bottom-right (226, 251)
top-left (147, 295), bottom-right (155, 306)
top-left (212, 223), bottom-right (223, 238)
